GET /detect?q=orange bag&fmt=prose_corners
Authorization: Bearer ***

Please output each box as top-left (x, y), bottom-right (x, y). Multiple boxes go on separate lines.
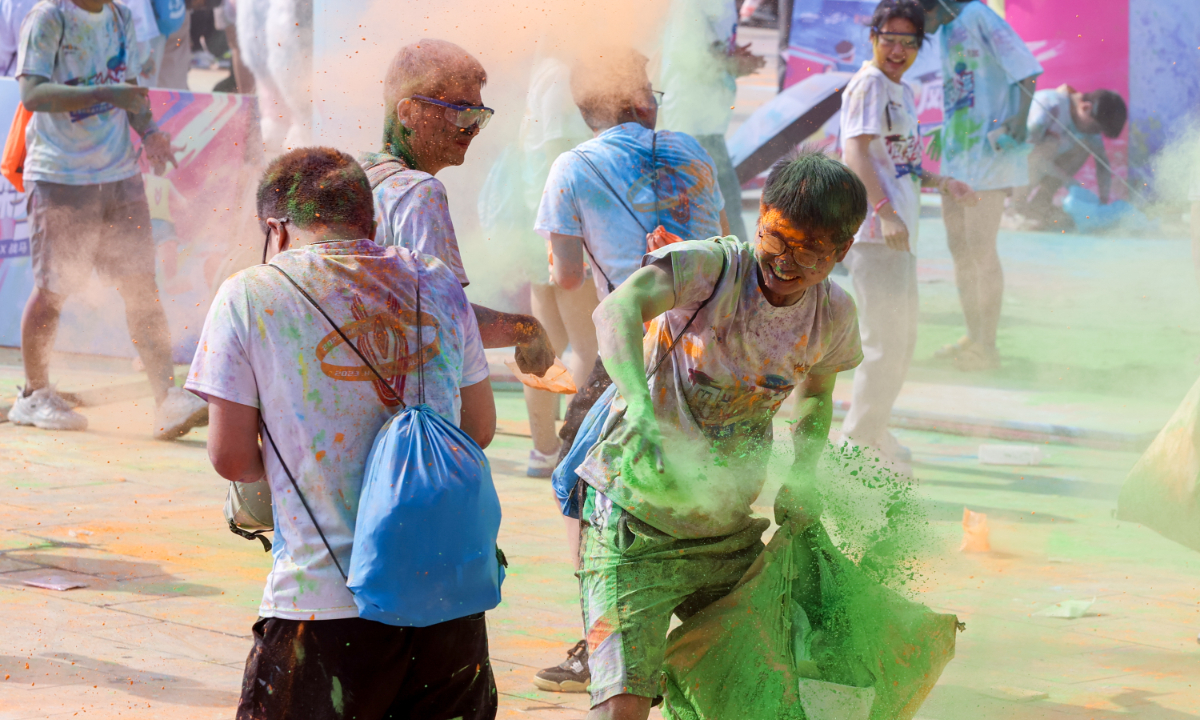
top-left (1, 102), bottom-right (32, 192)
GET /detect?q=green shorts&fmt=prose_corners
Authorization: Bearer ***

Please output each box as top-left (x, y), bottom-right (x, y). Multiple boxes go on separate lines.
top-left (579, 487), bottom-right (769, 706)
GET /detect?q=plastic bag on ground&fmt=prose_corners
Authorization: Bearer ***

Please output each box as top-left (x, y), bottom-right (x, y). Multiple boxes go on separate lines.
top-left (1117, 374), bottom-right (1200, 552)
top-left (662, 523), bottom-right (958, 720)
top-left (347, 404), bottom-right (504, 626)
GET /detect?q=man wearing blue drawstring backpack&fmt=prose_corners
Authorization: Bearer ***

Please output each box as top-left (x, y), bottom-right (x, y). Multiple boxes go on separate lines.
top-left (187, 147), bottom-right (499, 720)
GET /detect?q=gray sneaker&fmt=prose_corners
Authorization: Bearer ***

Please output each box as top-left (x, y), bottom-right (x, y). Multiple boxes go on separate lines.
top-left (532, 640), bottom-right (590, 693)
top-left (153, 387), bottom-right (209, 440)
top-left (7, 386), bottom-right (87, 431)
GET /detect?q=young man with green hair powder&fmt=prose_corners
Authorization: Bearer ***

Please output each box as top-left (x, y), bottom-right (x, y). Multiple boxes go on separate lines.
top-left (573, 149), bottom-right (866, 718)
top-left (361, 38), bottom-right (555, 376)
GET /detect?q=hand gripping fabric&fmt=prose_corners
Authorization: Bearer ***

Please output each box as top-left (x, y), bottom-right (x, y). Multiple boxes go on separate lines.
top-left (267, 260), bottom-right (505, 627)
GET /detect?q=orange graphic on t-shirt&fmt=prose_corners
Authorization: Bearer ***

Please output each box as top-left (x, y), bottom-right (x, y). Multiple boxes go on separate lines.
top-left (316, 294), bottom-right (441, 407)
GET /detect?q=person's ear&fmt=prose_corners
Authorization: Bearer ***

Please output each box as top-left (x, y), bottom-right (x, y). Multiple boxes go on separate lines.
top-left (266, 218), bottom-right (290, 256)
top-left (835, 240), bottom-right (854, 263)
top-left (1077, 100), bottom-right (1094, 118)
top-left (395, 98), bottom-right (413, 130)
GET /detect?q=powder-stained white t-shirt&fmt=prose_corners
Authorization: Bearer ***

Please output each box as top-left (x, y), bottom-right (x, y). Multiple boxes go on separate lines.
top-left (186, 240), bottom-right (489, 621)
top-left (840, 62), bottom-right (922, 251)
top-left (938, 1), bottom-right (1042, 191)
top-left (17, 0), bottom-right (147, 185)
top-left (536, 122), bottom-right (725, 299)
top-left (578, 238), bottom-right (862, 539)
top-left (364, 156), bottom-right (471, 286)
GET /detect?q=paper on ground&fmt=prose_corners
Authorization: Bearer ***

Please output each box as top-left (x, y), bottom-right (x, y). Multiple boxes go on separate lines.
top-left (797, 678), bottom-right (876, 720)
top-left (22, 575), bottom-right (88, 591)
top-left (1035, 597), bottom-right (1095, 618)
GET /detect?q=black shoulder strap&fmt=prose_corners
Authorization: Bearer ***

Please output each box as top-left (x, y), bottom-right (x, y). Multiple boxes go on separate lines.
top-left (266, 263), bottom-right (404, 409)
top-left (644, 245), bottom-right (728, 380)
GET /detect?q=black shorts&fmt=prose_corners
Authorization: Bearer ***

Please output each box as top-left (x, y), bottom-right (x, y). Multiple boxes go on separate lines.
top-left (27, 176), bottom-right (155, 295)
top-left (236, 613), bottom-right (497, 720)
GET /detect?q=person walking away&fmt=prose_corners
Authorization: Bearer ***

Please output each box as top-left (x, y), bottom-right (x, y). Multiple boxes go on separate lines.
top-left (659, 0), bottom-right (763, 243)
top-left (1013, 84), bottom-right (1126, 231)
top-left (189, 147), bottom-right (498, 720)
top-left (839, 0), bottom-right (974, 471)
top-left (530, 46), bottom-right (729, 693)
top-left (8, 0), bottom-right (204, 438)
top-left (921, 0), bottom-right (1042, 371)
top-left (576, 150), bottom-right (865, 718)
top-left (361, 38), bottom-right (555, 379)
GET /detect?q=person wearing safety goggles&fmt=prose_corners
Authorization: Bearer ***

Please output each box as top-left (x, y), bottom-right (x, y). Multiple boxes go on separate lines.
top-left (359, 38), bottom-right (555, 378)
top-left (838, 0), bottom-right (974, 473)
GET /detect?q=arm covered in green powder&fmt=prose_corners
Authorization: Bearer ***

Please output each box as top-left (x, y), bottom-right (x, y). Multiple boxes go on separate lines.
top-left (592, 258), bottom-right (678, 473)
top-left (775, 371), bottom-right (836, 528)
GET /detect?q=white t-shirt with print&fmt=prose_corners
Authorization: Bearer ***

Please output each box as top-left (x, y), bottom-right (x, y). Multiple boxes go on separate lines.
top-left (370, 169), bottom-right (470, 286)
top-left (938, 1), bottom-right (1043, 191)
top-left (186, 240), bottom-right (489, 621)
top-left (840, 62), bottom-right (922, 251)
top-left (577, 238), bottom-right (862, 539)
top-left (17, 0), bottom-right (147, 185)
top-left (536, 122), bottom-right (725, 299)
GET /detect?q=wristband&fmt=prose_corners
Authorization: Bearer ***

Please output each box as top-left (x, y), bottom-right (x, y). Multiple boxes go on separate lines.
top-left (873, 197), bottom-right (891, 215)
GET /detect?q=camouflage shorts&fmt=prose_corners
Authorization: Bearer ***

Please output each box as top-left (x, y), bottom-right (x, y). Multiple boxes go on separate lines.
top-left (579, 487), bottom-right (768, 707)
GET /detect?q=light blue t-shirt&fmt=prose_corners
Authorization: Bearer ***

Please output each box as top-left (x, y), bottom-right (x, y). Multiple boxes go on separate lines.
top-left (17, 0), bottom-right (146, 186)
top-left (535, 122), bottom-right (725, 299)
top-left (938, 1), bottom-right (1042, 191)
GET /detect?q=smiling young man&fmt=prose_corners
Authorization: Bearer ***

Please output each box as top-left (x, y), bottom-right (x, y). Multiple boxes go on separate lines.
top-left (572, 150), bottom-right (866, 719)
top-left (361, 38), bottom-right (554, 376)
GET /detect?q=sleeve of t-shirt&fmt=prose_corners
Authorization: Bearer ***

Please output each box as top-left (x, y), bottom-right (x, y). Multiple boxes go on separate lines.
top-left (644, 238), bottom-right (727, 310)
top-left (116, 2), bottom-right (149, 74)
top-left (534, 151), bottom-right (585, 239)
top-left (977, 7), bottom-right (1043, 83)
top-left (390, 177), bottom-right (470, 286)
top-left (840, 73), bottom-right (886, 139)
top-left (16, 3), bottom-right (61, 79)
top-left (184, 273), bottom-right (261, 408)
top-left (810, 281), bottom-right (863, 376)
top-left (456, 287), bottom-right (489, 387)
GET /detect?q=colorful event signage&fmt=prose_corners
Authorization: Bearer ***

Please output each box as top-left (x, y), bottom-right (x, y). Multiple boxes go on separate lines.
top-left (0, 80), bottom-right (260, 361)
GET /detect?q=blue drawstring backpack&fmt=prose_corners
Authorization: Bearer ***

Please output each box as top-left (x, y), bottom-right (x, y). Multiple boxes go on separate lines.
top-left (264, 262), bottom-right (505, 628)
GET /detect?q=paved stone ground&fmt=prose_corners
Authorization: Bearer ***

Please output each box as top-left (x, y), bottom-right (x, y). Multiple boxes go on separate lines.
top-left (1, 358), bottom-right (1198, 719)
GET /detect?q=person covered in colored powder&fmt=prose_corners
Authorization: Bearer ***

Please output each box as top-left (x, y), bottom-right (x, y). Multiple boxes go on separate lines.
top-left (189, 148), bottom-right (499, 720)
top-left (1012, 84), bottom-right (1127, 231)
top-left (658, 0), bottom-right (764, 243)
top-left (920, 0), bottom-right (1042, 371)
top-left (838, 0), bottom-right (975, 471)
top-left (573, 149), bottom-right (866, 718)
top-left (360, 38), bottom-right (555, 377)
top-left (7, 0), bottom-right (205, 438)
top-left (530, 46), bottom-right (729, 694)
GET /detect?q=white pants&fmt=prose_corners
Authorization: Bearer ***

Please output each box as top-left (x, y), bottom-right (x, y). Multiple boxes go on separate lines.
top-left (841, 243), bottom-right (919, 443)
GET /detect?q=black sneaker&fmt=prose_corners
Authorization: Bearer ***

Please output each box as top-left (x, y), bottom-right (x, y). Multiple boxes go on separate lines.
top-left (533, 639), bottom-right (590, 693)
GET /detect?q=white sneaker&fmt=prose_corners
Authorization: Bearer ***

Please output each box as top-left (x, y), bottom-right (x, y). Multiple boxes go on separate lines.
top-left (526, 447), bottom-right (560, 478)
top-left (154, 387), bottom-right (209, 440)
top-left (7, 386), bottom-right (87, 431)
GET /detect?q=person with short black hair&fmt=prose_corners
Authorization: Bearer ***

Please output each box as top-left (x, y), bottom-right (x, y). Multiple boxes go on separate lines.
top-left (573, 149), bottom-right (865, 719)
top-left (1014, 85), bottom-right (1128, 230)
top-left (361, 38), bottom-right (555, 378)
top-left (189, 146), bottom-right (498, 720)
top-left (839, 0), bottom-right (975, 470)
top-left (920, 0), bottom-right (1043, 371)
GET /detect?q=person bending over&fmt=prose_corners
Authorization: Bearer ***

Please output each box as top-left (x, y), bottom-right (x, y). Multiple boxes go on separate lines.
top-left (1014, 85), bottom-right (1127, 230)
top-left (189, 147), bottom-right (498, 720)
top-left (9, 0), bottom-right (203, 437)
top-left (361, 38), bottom-right (554, 376)
top-left (574, 149), bottom-right (865, 718)
top-left (531, 46), bottom-right (729, 694)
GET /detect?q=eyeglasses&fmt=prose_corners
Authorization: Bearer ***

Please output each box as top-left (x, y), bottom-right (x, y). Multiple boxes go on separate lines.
top-left (758, 229), bottom-right (837, 270)
top-left (874, 32), bottom-right (921, 51)
top-left (650, 89), bottom-right (665, 106)
top-left (410, 95), bottom-right (495, 130)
